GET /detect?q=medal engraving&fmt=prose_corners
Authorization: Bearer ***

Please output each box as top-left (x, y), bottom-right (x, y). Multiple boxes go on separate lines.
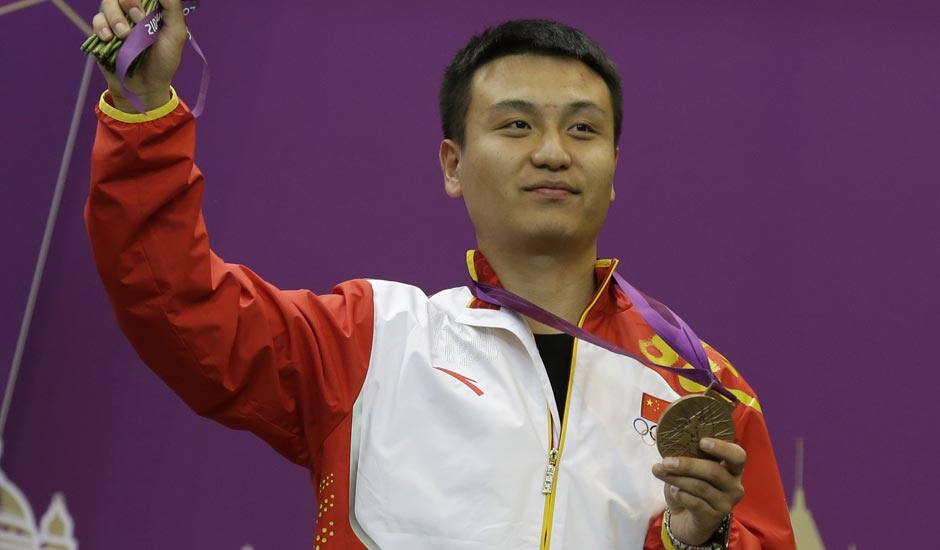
top-left (656, 394), bottom-right (735, 459)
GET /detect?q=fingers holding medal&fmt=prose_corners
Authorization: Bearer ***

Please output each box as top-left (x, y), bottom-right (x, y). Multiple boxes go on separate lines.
top-left (650, 393), bottom-right (745, 545)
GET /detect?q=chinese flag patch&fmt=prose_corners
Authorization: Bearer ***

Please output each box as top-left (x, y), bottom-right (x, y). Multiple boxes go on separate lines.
top-left (640, 392), bottom-right (671, 423)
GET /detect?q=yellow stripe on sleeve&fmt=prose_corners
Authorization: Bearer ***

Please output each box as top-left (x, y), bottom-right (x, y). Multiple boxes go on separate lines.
top-left (98, 86), bottom-right (180, 123)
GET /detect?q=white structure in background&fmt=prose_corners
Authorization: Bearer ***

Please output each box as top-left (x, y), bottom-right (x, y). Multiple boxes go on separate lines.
top-left (38, 494), bottom-right (77, 550)
top-left (0, 0), bottom-right (89, 546)
top-left (0, 464), bottom-right (37, 549)
top-left (0, 444), bottom-right (77, 550)
top-left (789, 438), bottom-right (825, 549)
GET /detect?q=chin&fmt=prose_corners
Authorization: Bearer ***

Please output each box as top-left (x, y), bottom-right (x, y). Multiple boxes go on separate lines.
top-left (517, 224), bottom-right (587, 250)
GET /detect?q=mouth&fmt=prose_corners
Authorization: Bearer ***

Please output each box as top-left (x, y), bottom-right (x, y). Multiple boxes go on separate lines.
top-left (522, 181), bottom-right (580, 198)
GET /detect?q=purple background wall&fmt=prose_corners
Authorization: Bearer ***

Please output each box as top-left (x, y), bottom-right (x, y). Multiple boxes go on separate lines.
top-left (2, 0), bottom-right (938, 547)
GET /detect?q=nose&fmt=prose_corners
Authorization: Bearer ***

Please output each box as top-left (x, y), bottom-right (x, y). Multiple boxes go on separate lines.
top-left (530, 130), bottom-right (571, 171)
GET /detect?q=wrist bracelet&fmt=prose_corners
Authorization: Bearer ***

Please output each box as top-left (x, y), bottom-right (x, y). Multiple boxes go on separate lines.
top-left (664, 508), bottom-right (731, 550)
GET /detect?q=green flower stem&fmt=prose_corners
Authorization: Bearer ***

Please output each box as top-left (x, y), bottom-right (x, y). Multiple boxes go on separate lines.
top-left (81, 0), bottom-right (165, 73)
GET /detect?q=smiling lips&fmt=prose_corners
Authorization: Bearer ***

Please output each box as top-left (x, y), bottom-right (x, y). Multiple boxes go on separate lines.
top-left (522, 181), bottom-right (580, 198)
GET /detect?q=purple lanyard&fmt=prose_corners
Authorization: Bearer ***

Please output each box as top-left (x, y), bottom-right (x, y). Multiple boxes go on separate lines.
top-left (115, 1), bottom-right (209, 117)
top-left (469, 271), bottom-right (738, 403)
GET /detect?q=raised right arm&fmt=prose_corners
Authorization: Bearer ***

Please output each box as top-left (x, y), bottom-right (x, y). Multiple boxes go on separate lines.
top-left (86, 88), bottom-right (375, 468)
top-left (85, 2), bottom-right (375, 466)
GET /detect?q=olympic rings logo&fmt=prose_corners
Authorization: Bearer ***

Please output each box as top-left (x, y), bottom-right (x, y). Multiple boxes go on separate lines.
top-left (633, 418), bottom-right (658, 447)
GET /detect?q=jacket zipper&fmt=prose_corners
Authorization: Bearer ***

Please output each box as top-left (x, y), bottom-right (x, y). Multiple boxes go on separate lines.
top-left (541, 448), bottom-right (559, 494)
top-left (538, 260), bottom-right (618, 550)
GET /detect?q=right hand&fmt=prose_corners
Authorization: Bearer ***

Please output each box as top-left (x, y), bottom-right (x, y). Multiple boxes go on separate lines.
top-left (92, 0), bottom-right (188, 112)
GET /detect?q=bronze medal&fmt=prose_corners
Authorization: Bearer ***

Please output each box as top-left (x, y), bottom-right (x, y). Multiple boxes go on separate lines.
top-left (656, 393), bottom-right (736, 460)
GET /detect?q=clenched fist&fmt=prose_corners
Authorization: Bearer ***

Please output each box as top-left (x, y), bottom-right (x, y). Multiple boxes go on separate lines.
top-left (91, 0), bottom-right (188, 112)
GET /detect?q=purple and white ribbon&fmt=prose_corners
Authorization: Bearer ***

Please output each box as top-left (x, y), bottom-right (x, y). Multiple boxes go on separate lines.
top-left (115, 1), bottom-right (208, 117)
top-left (470, 271), bottom-right (738, 403)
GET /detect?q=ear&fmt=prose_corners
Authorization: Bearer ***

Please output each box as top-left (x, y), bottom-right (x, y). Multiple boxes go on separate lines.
top-left (610, 146), bottom-right (620, 201)
top-left (439, 139), bottom-right (463, 198)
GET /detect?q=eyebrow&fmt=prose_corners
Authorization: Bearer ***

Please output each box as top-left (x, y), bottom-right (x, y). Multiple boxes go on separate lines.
top-left (489, 99), bottom-right (608, 119)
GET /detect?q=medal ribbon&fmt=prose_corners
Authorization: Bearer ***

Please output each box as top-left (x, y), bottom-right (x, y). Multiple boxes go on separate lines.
top-left (115, 1), bottom-right (209, 117)
top-left (469, 270), bottom-right (738, 403)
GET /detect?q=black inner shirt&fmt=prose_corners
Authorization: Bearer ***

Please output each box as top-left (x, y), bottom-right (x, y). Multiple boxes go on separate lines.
top-left (533, 333), bottom-right (575, 423)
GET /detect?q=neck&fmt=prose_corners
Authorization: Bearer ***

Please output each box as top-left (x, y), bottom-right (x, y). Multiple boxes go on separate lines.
top-left (479, 242), bottom-right (599, 333)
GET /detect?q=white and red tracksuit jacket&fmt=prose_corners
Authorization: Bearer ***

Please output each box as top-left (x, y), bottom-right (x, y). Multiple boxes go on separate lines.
top-left (85, 90), bottom-right (795, 549)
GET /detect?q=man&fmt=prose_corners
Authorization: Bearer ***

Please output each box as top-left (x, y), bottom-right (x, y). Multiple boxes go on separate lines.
top-left (86, 1), bottom-right (795, 548)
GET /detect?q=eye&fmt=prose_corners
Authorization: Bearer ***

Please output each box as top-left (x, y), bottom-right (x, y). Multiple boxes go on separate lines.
top-left (503, 120), bottom-right (531, 131)
top-left (571, 123), bottom-right (596, 134)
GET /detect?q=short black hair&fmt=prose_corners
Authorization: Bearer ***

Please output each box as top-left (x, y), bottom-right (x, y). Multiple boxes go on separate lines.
top-left (439, 19), bottom-right (623, 147)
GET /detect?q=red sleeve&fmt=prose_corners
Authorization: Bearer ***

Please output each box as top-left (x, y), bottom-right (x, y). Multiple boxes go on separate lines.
top-left (84, 96), bottom-right (373, 469)
top-left (643, 403), bottom-right (796, 549)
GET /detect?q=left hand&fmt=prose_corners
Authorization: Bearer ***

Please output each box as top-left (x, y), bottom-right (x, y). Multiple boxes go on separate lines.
top-left (650, 437), bottom-right (746, 545)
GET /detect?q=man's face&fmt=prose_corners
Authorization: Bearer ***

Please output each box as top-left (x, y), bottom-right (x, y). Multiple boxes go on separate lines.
top-left (440, 54), bottom-right (619, 254)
